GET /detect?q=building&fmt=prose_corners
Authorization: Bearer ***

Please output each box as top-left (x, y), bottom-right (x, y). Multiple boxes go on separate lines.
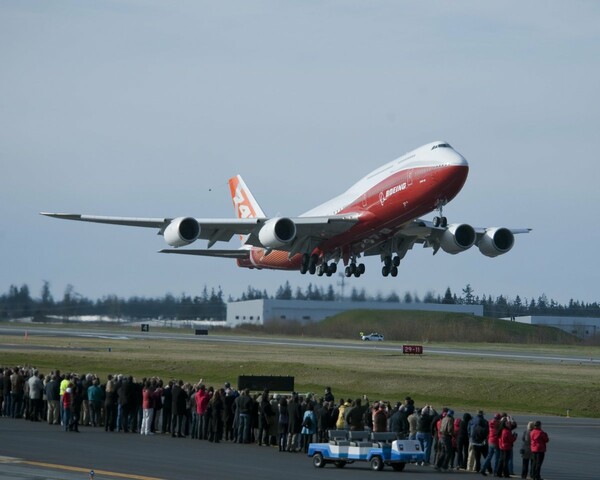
top-left (226, 299), bottom-right (484, 327)
top-left (511, 315), bottom-right (600, 339)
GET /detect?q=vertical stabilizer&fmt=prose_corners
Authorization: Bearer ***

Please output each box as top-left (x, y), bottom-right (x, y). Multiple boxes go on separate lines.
top-left (228, 175), bottom-right (266, 219)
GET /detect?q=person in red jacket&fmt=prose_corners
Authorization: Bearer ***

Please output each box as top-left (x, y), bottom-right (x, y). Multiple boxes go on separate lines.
top-left (530, 421), bottom-right (549, 480)
top-left (498, 419), bottom-right (517, 478)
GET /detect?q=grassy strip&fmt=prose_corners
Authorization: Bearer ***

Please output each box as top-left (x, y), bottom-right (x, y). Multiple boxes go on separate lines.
top-left (2, 332), bottom-right (599, 418)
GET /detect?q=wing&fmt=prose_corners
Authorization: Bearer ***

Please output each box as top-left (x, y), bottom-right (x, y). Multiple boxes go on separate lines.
top-left (159, 249), bottom-right (250, 258)
top-left (364, 218), bottom-right (531, 258)
top-left (40, 212), bottom-right (359, 254)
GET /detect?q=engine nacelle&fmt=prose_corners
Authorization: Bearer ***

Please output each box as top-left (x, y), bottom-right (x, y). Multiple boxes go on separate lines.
top-left (163, 217), bottom-right (200, 247)
top-left (258, 217), bottom-right (296, 249)
top-left (440, 223), bottom-right (476, 254)
top-left (478, 227), bottom-right (514, 257)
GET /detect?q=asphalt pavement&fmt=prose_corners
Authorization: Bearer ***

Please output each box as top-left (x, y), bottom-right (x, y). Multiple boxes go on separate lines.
top-left (0, 415), bottom-right (598, 480)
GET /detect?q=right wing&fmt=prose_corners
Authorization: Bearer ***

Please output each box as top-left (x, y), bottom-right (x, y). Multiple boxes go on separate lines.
top-left (40, 212), bottom-right (359, 256)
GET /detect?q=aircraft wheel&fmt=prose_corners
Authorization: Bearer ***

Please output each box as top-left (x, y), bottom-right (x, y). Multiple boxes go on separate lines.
top-left (358, 263), bottom-right (365, 274)
top-left (391, 266), bottom-right (398, 277)
top-left (382, 266), bottom-right (389, 277)
top-left (312, 452), bottom-right (326, 468)
top-left (370, 455), bottom-right (384, 471)
top-left (433, 216), bottom-right (440, 227)
top-left (330, 263), bottom-right (337, 273)
top-left (309, 264), bottom-right (316, 275)
top-left (441, 216), bottom-right (448, 228)
top-left (326, 270), bottom-right (332, 277)
top-left (393, 256), bottom-right (400, 267)
top-left (383, 256), bottom-right (392, 268)
top-left (300, 264), bottom-right (307, 274)
top-left (302, 253), bottom-right (310, 268)
top-left (345, 266), bottom-right (352, 277)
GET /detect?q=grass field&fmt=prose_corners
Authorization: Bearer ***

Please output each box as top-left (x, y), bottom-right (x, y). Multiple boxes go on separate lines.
top-left (1, 321), bottom-right (599, 418)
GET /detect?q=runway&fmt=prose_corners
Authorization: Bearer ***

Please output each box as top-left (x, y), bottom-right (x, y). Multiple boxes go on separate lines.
top-left (0, 415), bottom-right (597, 480)
top-left (1, 325), bottom-right (598, 364)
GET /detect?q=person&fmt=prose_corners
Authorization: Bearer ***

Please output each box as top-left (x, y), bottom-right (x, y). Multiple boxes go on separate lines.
top-left (468, 410), bottom-right (489, 473)
top-left (300, 402), bottom-right (317, 453)
top-left (520, 421), bottom-right (534, 479)
top-left (456, 412), bottom-right (472, 470)
top-left (324, 386), bottom-right (334, 403)
top-left (277, 396), bottom-right (289, 452)
top-left (140, 380), bottom-right (154, 435)
top-left (435, 409), bottom-right (455, 471)
top-left (417, 405), bottom-right (436, 465)
top-left (235, 388), bottom-right (253, 444)
top-left (481, 412), bottom-right (502, 476)
top-left (498, 418), bottom-right (517, 478)
top-left (372, 402), bottom-right (388, 432)
top-left (45, 374), bottom-right (60, 425)
top-left (530, 421), bottom-right (549, 480)
top-left (207, 389), bottom-right (224, 442)
top-left (87, 378), bottom-right (103, 427)
top-left (257, 389), bottom-right (273, 446)
top-left (345, 398), bottom-right (367, 431)
top-left (286, 393), bottom-right (302, 451)
top-left (62, 382), bottom-right (73, 431)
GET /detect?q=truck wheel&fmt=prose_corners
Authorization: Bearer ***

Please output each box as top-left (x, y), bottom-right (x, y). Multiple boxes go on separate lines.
top-left (391, 463), bottom-right (406, 471)
top-left (334, 461), bottom-right (346, 468)
top-left (312, 452), bottom-right (326, 468)
top-left (370, 456), bottom-right (384, 471)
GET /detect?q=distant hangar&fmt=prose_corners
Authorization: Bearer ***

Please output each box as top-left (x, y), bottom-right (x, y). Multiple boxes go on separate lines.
top-left (226, 299), bottom-right (484, 327)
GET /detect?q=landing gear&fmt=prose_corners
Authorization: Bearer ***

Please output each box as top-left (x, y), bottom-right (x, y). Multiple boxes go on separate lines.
top-left (344, 261), bottom-right (365, 278)
top-left (382, 256), bottom-right (400, 277)
top-left (433, 199), bottom-right (448, 228)
top-left (302, 253), bottom-right (338, 276)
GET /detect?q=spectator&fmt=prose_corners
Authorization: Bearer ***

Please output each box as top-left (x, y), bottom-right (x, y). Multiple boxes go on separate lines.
top-left (530, 421), bottom-right (549, 480)
top-left (520, 421), bottom-right (534, 479)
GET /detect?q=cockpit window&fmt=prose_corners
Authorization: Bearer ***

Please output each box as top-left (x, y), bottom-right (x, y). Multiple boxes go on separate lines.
top-left (431, 143), bottom-right (451, 150)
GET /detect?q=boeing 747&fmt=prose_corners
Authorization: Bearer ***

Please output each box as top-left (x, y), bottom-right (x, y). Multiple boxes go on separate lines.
top-left (42, 141), bottom-right (530, 277)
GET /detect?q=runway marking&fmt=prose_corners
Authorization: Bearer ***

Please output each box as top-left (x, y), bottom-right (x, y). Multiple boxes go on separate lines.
top-left (22, 460), bottom-right (165, 480)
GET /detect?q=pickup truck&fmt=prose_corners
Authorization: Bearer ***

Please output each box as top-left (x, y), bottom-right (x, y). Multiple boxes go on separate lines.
top-left (308, 430), bottom-right (425, 471)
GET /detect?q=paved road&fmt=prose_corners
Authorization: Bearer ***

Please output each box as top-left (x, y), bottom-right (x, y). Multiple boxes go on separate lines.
top-left (0, 415), bottom-right (597, 480)
top-left (1, 325), bottom-right (598, 364)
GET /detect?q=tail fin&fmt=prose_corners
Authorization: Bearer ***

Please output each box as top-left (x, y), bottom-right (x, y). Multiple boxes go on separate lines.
top-left (228, 175), bottom-right (266, 219)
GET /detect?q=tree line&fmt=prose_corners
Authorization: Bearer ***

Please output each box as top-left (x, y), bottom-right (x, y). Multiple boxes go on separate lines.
top-left (1, 281), bottom-right (599, 322)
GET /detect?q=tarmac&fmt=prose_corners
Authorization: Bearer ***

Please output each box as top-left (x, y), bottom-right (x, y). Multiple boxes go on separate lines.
top-left (0, 414), bottom-right (598, 480)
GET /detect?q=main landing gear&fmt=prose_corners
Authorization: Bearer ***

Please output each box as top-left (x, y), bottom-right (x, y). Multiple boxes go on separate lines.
top-left (300, 254), bottom-right (337, 276)
top-left (381, 255), bottom-right (400, 277)
top-left (345, 262), bottom-right (365, 278)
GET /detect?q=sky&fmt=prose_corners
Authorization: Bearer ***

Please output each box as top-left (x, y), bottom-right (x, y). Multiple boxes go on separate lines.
top-left (2, 1), bottom-right (599, 306)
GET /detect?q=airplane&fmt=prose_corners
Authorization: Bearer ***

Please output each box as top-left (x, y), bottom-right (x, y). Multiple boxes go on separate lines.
top-left (41, 141), bottom-right (530, 278)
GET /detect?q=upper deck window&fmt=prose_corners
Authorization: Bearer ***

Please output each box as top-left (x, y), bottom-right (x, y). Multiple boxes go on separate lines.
top-left (431, 143), bottom-right (452, 150)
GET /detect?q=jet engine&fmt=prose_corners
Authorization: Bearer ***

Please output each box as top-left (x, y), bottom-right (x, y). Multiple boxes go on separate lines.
top-left (440, 223), bottom-right (476, 254)
top-left (478, 227), bottom-right (514, 257)
top-left (258, 217), bottom-right (296, 249)
top-left (163, 217), bottom-right (200, 247)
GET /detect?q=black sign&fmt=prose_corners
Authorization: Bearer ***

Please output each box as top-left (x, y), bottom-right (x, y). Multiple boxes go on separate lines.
top-left (403, 344), bottom-right (423, 355)
top-left (140, 324), bottom-right (149, 332)
top-left (195, 329), bottom-right (208, 335)
top-left (237, 375), bottom-right (295, 392)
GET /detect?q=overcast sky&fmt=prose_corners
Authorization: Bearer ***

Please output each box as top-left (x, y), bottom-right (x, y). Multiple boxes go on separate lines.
top-left (2, 1), bottom-right (599, 305)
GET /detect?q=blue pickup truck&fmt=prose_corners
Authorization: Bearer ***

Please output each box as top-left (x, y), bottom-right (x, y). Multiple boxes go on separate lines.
top-left (308, 430), bottom-right (425, 471)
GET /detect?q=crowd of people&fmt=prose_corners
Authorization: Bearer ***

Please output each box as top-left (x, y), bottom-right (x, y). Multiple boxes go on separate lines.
top-left (1, 366), bottom-right (549, 479)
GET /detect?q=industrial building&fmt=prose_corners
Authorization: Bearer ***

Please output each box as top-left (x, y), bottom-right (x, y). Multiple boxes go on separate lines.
top-left (226, 299), bottom-right (484, 327)
top-left (512, 315), bottom-right (600, 339)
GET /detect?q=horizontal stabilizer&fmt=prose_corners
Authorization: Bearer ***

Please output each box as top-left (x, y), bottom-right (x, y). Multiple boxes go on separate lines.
top-left (159, 249), bottom-right (250, 259)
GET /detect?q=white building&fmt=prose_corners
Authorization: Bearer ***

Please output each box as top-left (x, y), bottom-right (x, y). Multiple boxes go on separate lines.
top-left (226, 299), bottom-right (484, 327)
top-left (512, 315), bottom-right (600, 338)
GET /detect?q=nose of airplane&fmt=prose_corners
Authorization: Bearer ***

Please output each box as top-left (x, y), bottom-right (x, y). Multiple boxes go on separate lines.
top-left (448, 149), bottom-right (469, 167)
